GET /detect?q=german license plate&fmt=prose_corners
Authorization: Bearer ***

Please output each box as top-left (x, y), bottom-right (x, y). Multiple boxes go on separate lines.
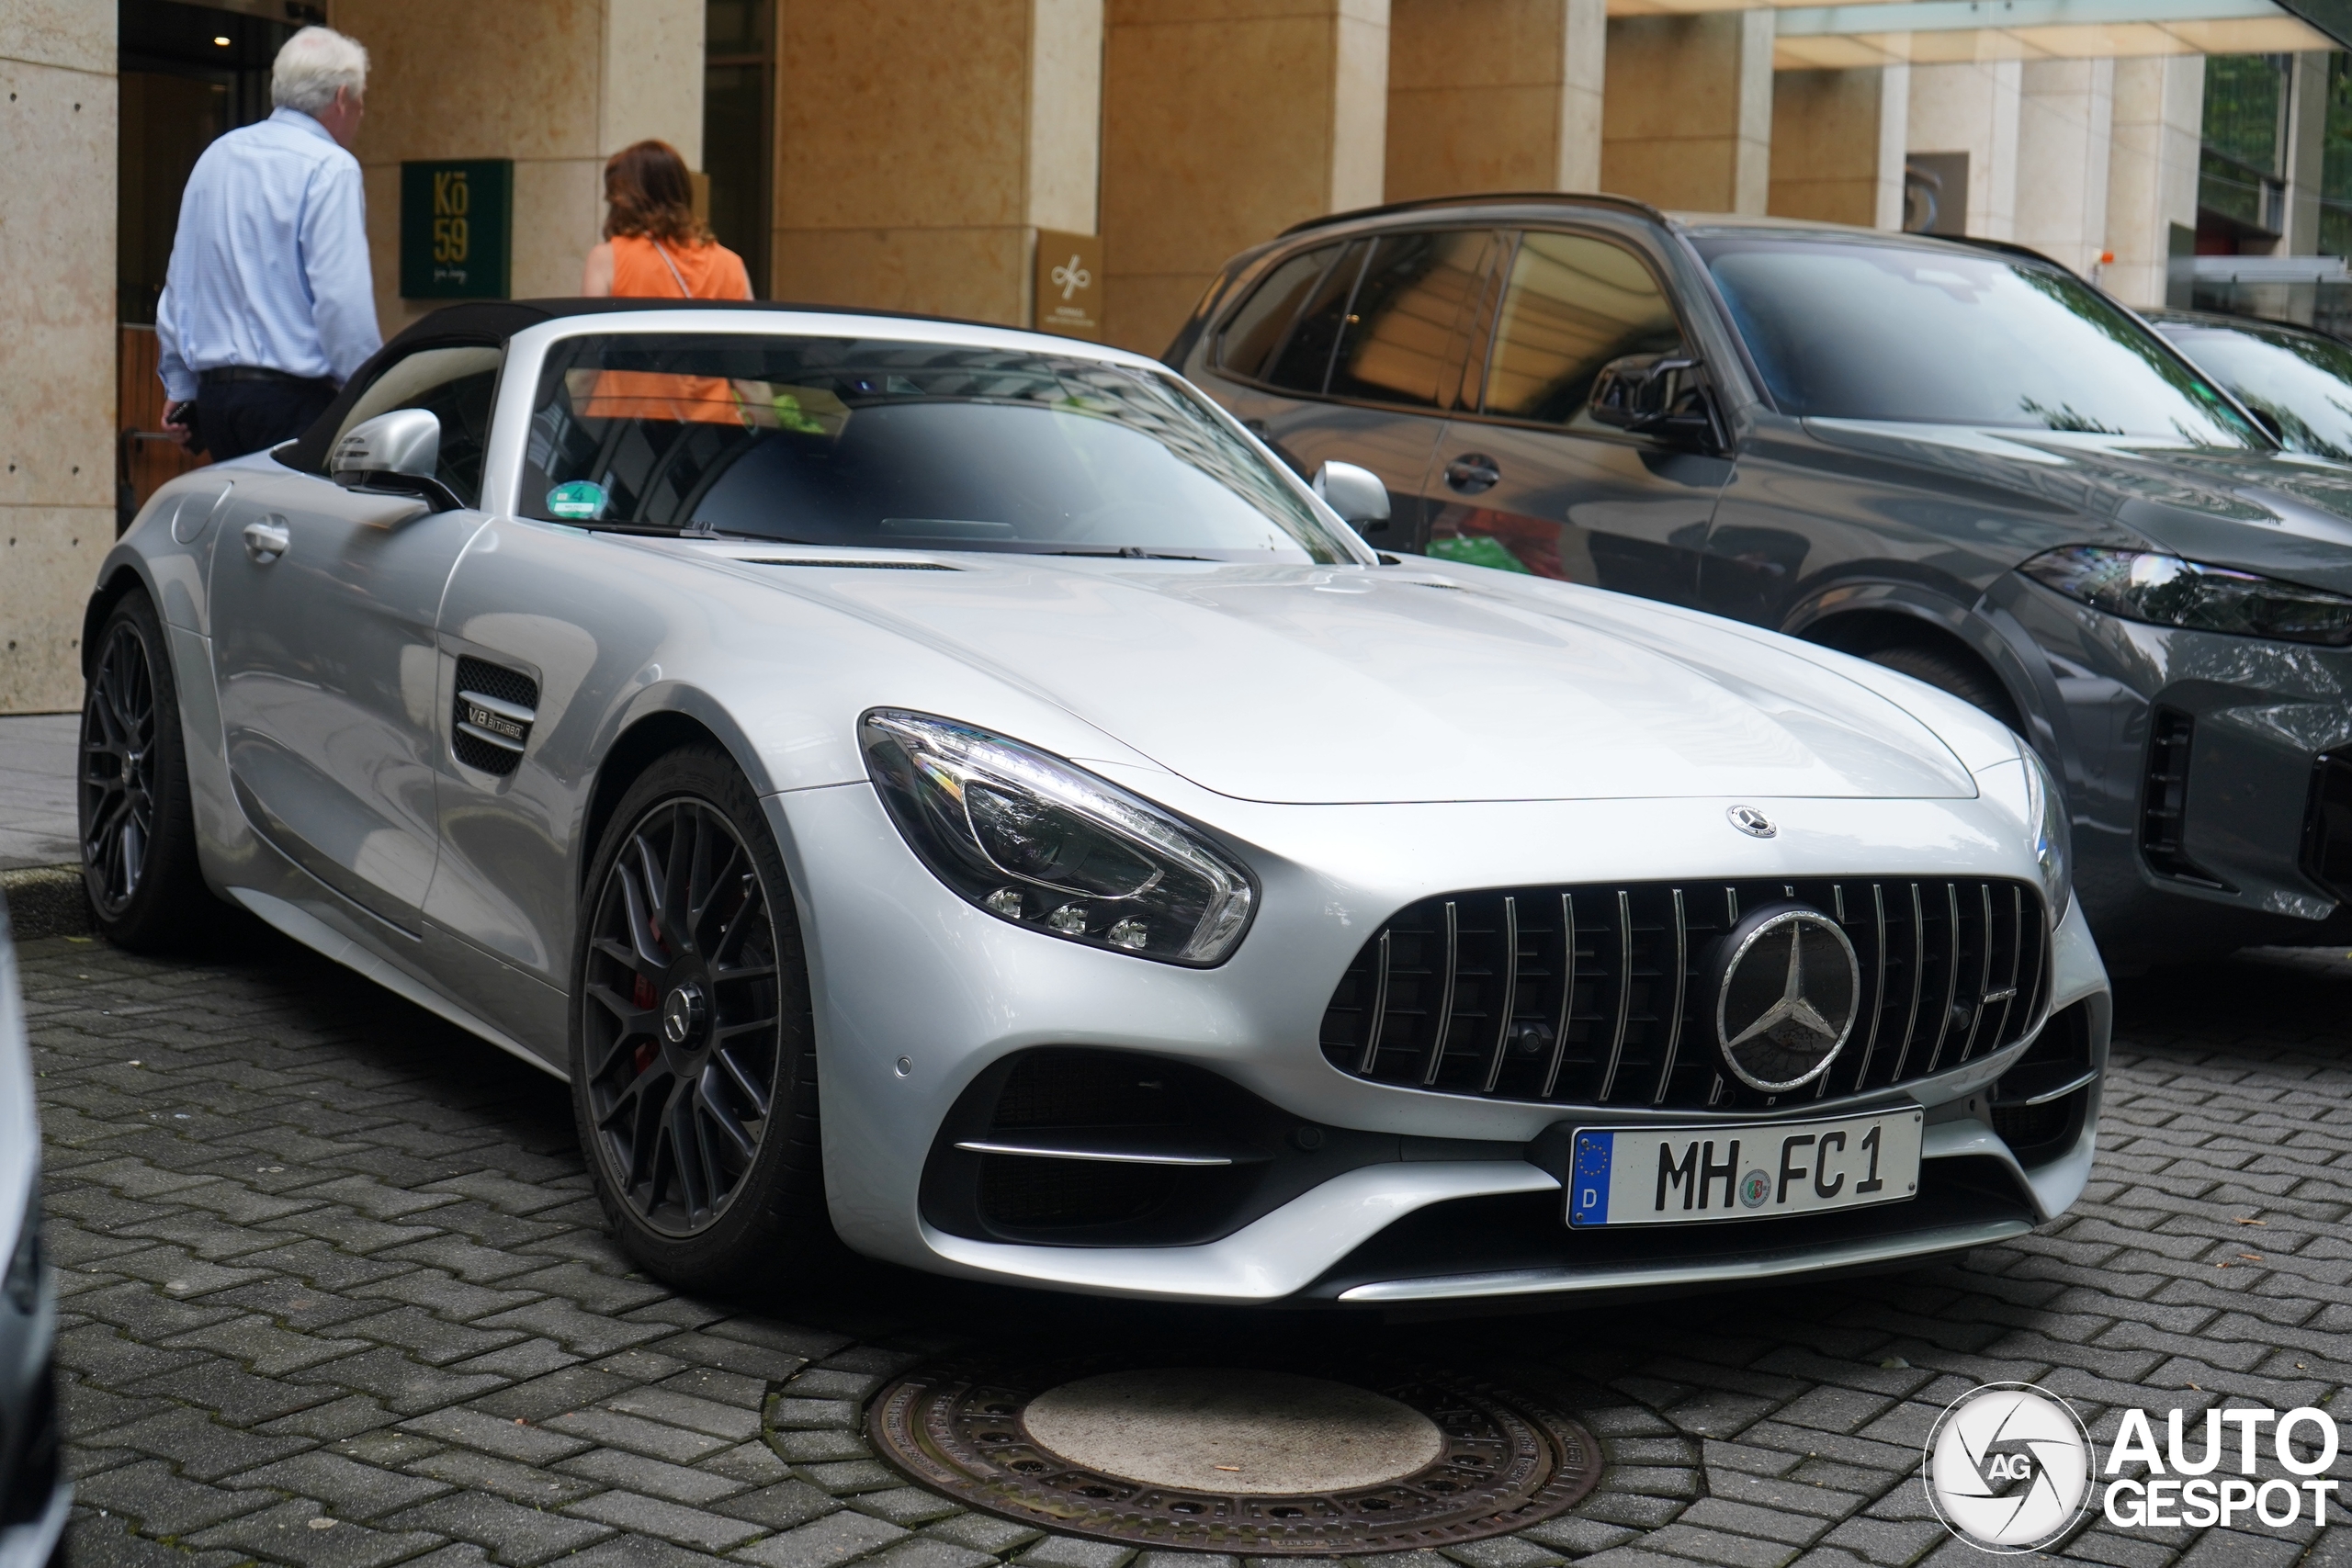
top-left (1566, 1110), bottom-right (1923, 1227)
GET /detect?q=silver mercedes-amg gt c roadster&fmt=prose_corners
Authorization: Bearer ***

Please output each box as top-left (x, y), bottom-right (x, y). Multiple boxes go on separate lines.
top-left (84, 301), bottom-right (2109, 1304)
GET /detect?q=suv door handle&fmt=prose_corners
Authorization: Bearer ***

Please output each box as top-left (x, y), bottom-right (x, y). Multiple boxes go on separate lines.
top-left (1444, 454), bottom-right (1500, 494)
top-left (243, 518), bottom-right (290, 563)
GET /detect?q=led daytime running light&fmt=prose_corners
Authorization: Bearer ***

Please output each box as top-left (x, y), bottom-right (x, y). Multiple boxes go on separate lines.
top-left (861, 710), bottom-right (1257, 965)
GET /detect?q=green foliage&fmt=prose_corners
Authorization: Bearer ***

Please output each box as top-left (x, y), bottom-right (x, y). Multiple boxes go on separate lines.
top-left (2204, 54), bottom-right (2289, 177)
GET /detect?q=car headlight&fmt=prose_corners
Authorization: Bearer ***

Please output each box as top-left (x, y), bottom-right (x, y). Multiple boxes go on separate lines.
top-left (2021, 747), bottom-right (2072, 921)
top-left (2021, 546), bottom-right (2352, 647)
top-left (4, 1183), bottom-right (40, 1315)
top-left (860, 710), bottom-right (1258, 965)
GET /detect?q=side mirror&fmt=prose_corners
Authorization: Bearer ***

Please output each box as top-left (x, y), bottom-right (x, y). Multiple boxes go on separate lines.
top-left (332, 408), bottom-right (462, 512)
top-left (1589, 354), bottom-right (1722, 451)
top-left (1312, 459), bottom-right (1393, 535)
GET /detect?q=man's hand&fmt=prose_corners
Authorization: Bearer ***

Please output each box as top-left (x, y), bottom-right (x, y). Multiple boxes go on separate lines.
top-left (162, 400), bottom-right (195, 446)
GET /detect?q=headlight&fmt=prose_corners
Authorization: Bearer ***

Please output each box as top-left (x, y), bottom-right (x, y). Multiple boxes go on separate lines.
top-left (4, 1183), bottom-right (40, 1314)
top-left (2021, 546), bottom-right (2352, 647)
top-left (860, 710), bottom-right (1258, 965)
top-left (2021, 748), bottom-right (2072, 920)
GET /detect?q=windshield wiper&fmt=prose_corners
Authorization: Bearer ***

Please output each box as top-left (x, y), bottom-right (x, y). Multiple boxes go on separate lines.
top-left (1043, 547), bottom-right (1214, 561)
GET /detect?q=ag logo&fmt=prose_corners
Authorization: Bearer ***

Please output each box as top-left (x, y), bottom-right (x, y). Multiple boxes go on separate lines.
top-left (1924, 1382), bottom-right (2094, 1552)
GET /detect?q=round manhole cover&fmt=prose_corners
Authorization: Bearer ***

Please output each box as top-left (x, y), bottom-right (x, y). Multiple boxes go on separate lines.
top-left (867, 1356), bottom-right (1605, 1554)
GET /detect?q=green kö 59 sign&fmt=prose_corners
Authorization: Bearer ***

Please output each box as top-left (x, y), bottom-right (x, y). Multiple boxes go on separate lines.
top-left (400, 160), bottom-right (513, 299)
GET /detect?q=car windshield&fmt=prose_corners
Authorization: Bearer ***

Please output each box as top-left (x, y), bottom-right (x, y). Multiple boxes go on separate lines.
top-left (1691, 236), bottom-right (2263, 446)
top-left (2154, 320), bottom-right (2352, 461)
top-left (522, 333), bottom-right (1355, 561)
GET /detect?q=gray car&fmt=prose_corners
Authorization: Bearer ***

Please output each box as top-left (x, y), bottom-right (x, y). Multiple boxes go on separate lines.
top-left (1167, 199), bottom-right (2352, 968)
top-left (81, 299), bottom-right (2107, 1307)
top-left (0, 896), bottom-right (67, 1568)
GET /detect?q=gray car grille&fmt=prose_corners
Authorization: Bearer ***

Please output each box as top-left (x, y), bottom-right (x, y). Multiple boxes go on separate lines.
top-left (1319, 877), bottom-right (2050, 1111)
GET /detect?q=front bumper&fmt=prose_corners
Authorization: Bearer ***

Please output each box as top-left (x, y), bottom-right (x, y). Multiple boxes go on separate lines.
top-left (1996, 572), bottom-right (2352, 961)
top-left (774, 774), bottom-right (2109, 1304)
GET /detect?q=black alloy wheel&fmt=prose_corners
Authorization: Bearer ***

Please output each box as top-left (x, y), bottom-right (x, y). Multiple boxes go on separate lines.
top-left (78, 589), bottom-right (208, 951)
top-left (82, 618), bottom-right (158, 916)
top-left (572, 746), bottom-right (829, 1290)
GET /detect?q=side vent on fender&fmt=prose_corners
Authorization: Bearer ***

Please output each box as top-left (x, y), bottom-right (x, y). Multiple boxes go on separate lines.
top-left (452, 657), bottom-right (538, 776)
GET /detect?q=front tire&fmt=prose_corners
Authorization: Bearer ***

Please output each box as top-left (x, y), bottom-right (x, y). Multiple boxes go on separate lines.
top-left (79, 588), bottom-right (209, 951)
top-left (570, 746), bottom-right (831, 1294)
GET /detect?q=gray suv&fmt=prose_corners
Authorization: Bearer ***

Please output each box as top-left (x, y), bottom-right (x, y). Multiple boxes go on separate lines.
top-left (1167, 197), bottom-right (2352, 967)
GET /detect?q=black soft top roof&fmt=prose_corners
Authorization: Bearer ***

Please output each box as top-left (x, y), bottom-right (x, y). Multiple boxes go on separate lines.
top-left (280, 296), bottom-right (1009, 473)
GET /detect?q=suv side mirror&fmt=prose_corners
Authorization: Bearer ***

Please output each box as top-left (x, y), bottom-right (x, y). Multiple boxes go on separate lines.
top-left (1313, 459), bottom-right (1393, 535)
top-left (332, 408), bottom-right (462, 512)
top-left (1589, 354), bottom-right (1723, 451)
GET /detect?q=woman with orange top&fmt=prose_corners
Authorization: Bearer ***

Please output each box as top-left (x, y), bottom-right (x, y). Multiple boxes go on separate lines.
top-left (579, 140), bottom-right (752, 426)
top-left (582, 140), bottom-right (752, 301)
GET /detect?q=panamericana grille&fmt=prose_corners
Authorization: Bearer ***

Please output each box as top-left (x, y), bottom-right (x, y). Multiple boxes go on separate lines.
top-left (1320, 878), bottom-right (2049, 1111)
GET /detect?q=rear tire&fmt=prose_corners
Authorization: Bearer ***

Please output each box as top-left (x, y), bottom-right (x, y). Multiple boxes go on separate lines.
top-left (569, 745), bottom-right (833, 1295)
top-left (1863, 643), bottom-right (2022, 732)
top-left (79, 589), bottom-right (210, 952)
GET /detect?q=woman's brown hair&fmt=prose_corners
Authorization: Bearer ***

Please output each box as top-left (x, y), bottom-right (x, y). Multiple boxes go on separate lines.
top-left (601, 140), bottom-right (707, 244)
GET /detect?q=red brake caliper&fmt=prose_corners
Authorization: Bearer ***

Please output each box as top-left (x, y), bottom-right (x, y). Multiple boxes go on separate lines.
top-left (631, 974), bottom-right (659, 1076)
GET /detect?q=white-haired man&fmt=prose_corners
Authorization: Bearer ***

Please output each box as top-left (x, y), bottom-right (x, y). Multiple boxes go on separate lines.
top-left (156, 26), bottom-right (381, 461)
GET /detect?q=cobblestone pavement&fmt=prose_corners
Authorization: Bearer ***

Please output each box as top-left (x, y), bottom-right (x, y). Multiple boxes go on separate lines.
top-left (17, 924), bottom-right (2352, 1568)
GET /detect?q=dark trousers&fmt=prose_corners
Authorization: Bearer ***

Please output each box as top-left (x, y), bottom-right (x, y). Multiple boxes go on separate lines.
top-left (194, 377), bottom-right (338, 462)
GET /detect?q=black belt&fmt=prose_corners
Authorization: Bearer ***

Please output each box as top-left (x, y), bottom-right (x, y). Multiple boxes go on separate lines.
top-left (198, 367), bottom-right (335, 390)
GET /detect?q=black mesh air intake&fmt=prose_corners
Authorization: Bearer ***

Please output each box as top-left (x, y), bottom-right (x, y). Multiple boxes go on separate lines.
top-left (451, 657), bottom-right (537, 776)
top-left (1320, 876), bottom-right (2049, 1111)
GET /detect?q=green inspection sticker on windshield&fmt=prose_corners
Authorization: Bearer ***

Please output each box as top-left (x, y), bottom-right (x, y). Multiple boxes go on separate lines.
top-left (546, 479), bottom-right (606, 520)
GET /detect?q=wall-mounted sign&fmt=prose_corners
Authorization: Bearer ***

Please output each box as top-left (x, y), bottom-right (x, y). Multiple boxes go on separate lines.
top-left (400, 160), bottom-right (513, 299)
top-left (1034, 229), bottom-right (1102, 342)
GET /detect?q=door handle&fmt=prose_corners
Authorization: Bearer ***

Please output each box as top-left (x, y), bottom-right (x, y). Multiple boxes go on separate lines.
top-left (1444, 454), bottom-right (1500, 494)
top-left (243, 518), bottom-right (290, 563)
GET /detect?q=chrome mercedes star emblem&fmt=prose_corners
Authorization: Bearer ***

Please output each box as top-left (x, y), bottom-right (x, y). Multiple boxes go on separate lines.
top-left (1714, 908), bottom-right (1860, 1091)
top-left (660, 986), bottom-right (702, 1047)
top-left (1727, 805), bottom-right (1776, 838)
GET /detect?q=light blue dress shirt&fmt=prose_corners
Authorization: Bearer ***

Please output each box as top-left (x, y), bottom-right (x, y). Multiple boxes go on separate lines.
top-left (155, 107), bottom-right (382, 402)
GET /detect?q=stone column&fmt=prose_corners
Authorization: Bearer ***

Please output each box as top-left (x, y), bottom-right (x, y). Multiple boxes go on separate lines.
top-left (774, 0), bottom-right (1102, 326)
top-left (2105, 54), bottom-right (2202, 309)
top-left (1769, 65), bottom-right (1907, 229)
top-left (2280, 51), bottom-right (2329, 255)
top-left (1102, 0), bottom-right (1388, 354)
top-left (2014, 59), bottom-right (2114, 275)
top-left (1601, 10), bottom-right (1772, 214)
top-left (341, 0), bottom-right (707, 333)
top-left (1384, 0), bottom-right (1603, 202)
top-left (1907, 60), bottom-right (2021, 240)
top-left (0, 0), bottom-right (115, 711)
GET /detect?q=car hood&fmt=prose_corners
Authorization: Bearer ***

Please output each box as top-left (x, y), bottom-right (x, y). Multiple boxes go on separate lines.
top-left (724, 553), bottom-right (1978, 805)
top-left (1803, 419), bottom-right (2352, 592)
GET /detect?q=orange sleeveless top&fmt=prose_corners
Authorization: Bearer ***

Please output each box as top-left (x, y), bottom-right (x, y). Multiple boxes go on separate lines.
top-left (609, 233), bottom-right (752, 300)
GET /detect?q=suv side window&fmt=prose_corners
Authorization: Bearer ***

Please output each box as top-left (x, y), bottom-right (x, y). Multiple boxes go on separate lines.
top-left (1328, 229), bottom-right (1494, 410)
top-left (1482, 231), bottom-right (1683, 425)
top-left (1216, 243), bottom-right (1344, 383)
top-left (1263, 240), bottom-right (1371, 393)
top-left (328, 344), bottom-right (503, 506)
